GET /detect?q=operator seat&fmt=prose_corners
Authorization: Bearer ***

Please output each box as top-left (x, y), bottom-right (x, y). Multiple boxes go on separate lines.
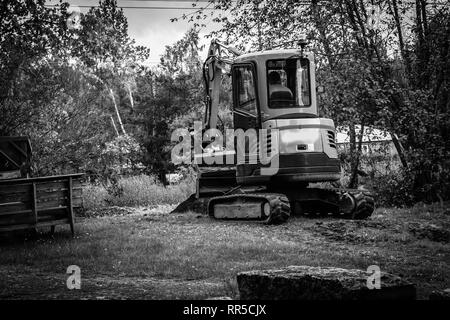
top-left (269, 86), bottom-right (293, 101)
top-left (268, 71), bottom-right (293, 101)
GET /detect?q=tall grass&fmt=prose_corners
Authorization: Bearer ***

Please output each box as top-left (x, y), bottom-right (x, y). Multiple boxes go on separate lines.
top-left (83, 174), bottom-right (195, 210)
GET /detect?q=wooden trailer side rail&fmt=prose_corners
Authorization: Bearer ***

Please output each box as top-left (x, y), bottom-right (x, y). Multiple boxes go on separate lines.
top-left (0, 173), bottom-right (84, 236)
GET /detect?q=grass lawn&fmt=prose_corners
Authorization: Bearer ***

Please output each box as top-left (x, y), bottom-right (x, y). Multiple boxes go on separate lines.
top-left (0, 203), bottom-right (449, 299)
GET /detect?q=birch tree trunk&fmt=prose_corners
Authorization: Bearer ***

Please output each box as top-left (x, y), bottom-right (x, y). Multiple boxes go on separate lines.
top-left (108, 87), bottom-right (126, 135)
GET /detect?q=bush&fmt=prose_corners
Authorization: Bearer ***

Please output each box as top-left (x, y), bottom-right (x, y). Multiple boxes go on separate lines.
top-left (82, 174), bottom-right (195, 210)
top-left (370, 170), bottom-right (415, 207)
top-left (82, 184), bottom-right (109, 210)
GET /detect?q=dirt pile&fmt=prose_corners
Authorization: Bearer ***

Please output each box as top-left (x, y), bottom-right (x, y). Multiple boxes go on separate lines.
top-left (408, 222), bottom-right (450, 243)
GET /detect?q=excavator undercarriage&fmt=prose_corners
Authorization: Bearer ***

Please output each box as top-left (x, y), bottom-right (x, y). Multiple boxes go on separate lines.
top-left (178, 164), bottom-right (375, 224)
top-left (198, 175), bottom-right (374, 224)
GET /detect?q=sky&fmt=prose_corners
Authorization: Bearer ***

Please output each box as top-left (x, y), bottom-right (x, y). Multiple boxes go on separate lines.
top-left (46, 1), bottom-right (433, 65)
top-left (47, 0), bottom-right (221, 65)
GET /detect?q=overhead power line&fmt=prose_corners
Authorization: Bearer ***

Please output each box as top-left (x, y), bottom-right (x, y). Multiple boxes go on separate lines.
top-left (45, 1), bottom-right (449, 11)
top-left (45, 5), bottom-right (215, 10)
top-left (119, 0), bottom-right (206, 1)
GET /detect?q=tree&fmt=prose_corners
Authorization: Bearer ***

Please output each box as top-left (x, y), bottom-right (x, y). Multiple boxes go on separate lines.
top-left (186, 0), bottom-right (449, 202)
top-left (0, 0), bottom-right (69, 135)
top-left (134, 29), bottom-right (204, 184)
top-left (70, 0), bottom-right (149, 136)
top-left (0, 0), bottom-right (149, 179)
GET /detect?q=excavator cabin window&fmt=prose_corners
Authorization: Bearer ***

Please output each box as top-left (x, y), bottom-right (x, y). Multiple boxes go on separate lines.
top-left (267, 58), bottom-right (311, 108)
top-left (234, 64), bottom-right (257, 117)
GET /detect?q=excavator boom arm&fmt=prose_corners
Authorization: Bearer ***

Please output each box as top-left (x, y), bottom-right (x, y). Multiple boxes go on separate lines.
top-left (203, 39), bottom-right (241, 130)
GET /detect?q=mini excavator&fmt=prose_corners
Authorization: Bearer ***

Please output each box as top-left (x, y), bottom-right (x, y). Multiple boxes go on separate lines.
top-left (189, 38), bottom-right (374, 224)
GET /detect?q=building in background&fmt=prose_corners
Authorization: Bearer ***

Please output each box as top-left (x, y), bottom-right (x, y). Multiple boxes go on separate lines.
top-left (336, 126), bottom-right (398, 158)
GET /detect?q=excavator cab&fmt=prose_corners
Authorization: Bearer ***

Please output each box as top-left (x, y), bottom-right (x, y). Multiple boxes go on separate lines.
top-left (229, 50), bottom-right (341, 186)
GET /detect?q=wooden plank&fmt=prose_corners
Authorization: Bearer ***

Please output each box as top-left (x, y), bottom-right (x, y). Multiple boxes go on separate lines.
top-left (0, 191), bottom-right (30, 203)
top-left (37, 196), bottom-right (82, 208)
top-left (0, 180), bottom-right (83, 195)
top-left (0, 201), bottom-right (23, 206)
top-left (0, 150), bottom-right (20, 169)
top-left (32, 182), bottom-right (37, 227)
top-left (0, 191), bottom-right (32, 203)
top-left (38, 211), bottom-right (67, 220)
top-left (36, 180), bottom-right (82, 192)
top-left (38, 202), bottom-right (66, 210)
top-left (36, 195), bottom-right (83, 205)
top-left (0, 173), bottom-right (84, 185)
top-left (0, 219), bottom-right (70, 232)
top-left (0, 182), bottom-right (81, 193)
top-left (0, 201), bottom-right (31, 213)
top-left (0, 198), bottom-right (83, 212)
top-left (68, 177), bottom-right (74, 237)
top-left (37, 196), bottom-right (66, 205)
top-left (36, 206), bottom-right (68, 212)
top-left (0, 212), bottom-right (35, 226)
top-left (1, 198), bottom-right (81, 213)
top-left (0, 184), bottom-right (31, 196)
top-left (36, 187), bottom-right (83, 196)
top-left (38, 213), bottom-right (68, 223)
top-left (0, 223), bottom-right (35, 232)
top-left (0, 170), bottom-right (21, 180)
top-left (38, 210), bottom-right (68, 218)
top-left (37, 194), bottom-right (83, 202)
top-left (0, 205), bottom-right (77, 217)
top-left (36, 181), bottom-right (68, 192)
top-left (0, 198), bottom-right (81, 212)
top-left (37, 188), bottom-right (82, 199)
top-left (0, 209), bottom-right (32, 216)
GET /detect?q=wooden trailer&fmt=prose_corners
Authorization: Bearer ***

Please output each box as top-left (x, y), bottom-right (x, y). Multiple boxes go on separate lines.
top-left (0, 137), bottom-right (84, 236)
top-left (0, 174), bottom-right (84, 236)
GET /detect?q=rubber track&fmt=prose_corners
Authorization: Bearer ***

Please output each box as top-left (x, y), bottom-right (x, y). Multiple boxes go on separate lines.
top-left (296, 188), bottom-right (375, 219)
top-left (208, 193), bottom-right (290, 225)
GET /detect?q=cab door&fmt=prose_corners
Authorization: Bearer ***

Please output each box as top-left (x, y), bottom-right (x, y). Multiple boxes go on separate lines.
top-left (232, 63), bottom-right (261, 130)
top-left (232, 63), bottom-right (263, 179)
